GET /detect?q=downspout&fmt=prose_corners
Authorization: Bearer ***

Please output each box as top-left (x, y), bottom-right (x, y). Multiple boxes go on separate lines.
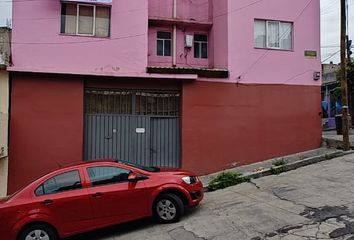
top-left (172, 0), bottom-right (177, 67)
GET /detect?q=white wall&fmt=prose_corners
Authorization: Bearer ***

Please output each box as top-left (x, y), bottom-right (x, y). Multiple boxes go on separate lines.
top-left (0, 70), bottom-right (9, 197)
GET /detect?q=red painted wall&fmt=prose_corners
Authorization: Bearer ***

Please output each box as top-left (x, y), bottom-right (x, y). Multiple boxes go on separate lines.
top-left (8, 74), bottom-right (321, 192)
top-left (8, 73), bottom-right (84, 194)
top-left (181, 81), bottom-right (322, 175)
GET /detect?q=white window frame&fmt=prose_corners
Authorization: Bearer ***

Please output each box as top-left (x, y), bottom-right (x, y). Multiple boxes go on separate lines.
top-left (157, 32), bottom-right (172, 57)
top-left (76, 4), bottom-right (96, 37)
top-left (254, 19), bottom-right (293, 51)
top-left (194, 34), bottom-right (208, 59)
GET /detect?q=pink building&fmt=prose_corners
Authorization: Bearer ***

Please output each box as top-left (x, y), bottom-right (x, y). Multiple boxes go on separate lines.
top-left (8, 0), bottom-right (321, 193)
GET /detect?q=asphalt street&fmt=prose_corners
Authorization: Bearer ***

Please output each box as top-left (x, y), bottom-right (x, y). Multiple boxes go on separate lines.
top-left (68, 153), bottom-right (354, 240)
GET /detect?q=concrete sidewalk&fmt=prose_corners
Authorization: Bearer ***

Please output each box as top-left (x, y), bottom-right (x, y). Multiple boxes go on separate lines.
top-left (199, 147), bottom-right (349, 187)
top-left (322, 130), bottom-right (354, 148)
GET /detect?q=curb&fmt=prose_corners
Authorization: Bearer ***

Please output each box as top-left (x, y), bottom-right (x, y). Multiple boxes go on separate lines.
top-left (204, 150), bottom-right (354, 192)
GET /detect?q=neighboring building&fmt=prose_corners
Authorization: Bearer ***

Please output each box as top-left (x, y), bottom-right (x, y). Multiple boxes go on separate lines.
top-left (0, 27), bottom-right (11, 197)
top-left (321, 63), bottom-right (340, 129)
top-left (8, 0), bottom-right (321, 193)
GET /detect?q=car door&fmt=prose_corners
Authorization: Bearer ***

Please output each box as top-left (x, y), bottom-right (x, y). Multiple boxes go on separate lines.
top-left (85, 165), bottom-right (149, 226)
top-left (32, 168), bottom-right (93, 235)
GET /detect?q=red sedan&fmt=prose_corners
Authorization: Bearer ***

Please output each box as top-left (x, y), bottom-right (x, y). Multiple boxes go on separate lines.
top-left (0, 160), bottom-right (203, 240)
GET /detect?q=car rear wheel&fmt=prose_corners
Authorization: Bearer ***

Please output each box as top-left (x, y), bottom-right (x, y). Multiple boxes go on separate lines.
top-left (154, 193), bottom-right (184, 223)
top-left (18, 223), bottom-right (57, 240)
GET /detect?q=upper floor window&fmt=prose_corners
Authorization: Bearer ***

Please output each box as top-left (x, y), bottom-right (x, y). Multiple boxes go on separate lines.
top-left (194, 34), bottom-right (208, 59)
top-left (254, 20), bottom-right (293, 50)
top-left (157, 32), bottom-right (172, 56)
top-left (61, 3), bottom-right (110, 37)
top-left (35, 170), bottom-right (82, 196)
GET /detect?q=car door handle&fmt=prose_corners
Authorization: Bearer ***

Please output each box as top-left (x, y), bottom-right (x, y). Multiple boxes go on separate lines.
top-left (92, 192), bottom-right (104, 198)
top-left (40, 199), bottom-right (53, 206)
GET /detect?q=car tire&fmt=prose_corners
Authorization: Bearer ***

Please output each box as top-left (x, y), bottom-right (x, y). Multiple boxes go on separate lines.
top-left (18, 223), bottom-right (57, 240)
top-left (154, 193), bottom-right (184, 223)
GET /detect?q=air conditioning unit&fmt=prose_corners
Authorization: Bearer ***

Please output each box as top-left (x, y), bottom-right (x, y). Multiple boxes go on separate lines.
top-left (185, 35), bottom-right (193, 48)
top-left (0, 112), bottom-right (8, 159)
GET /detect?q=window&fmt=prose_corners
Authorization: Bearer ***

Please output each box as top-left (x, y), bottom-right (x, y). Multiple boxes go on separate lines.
top-left (194, 34), bottom-right (208, 59)
top-left (254, 20), bottom-right (293, 50)
top-left (157, 32), bottom-right (172, 56)
top-left (35, 171), bottom-right (82, 196)
top-left (61, 3), bottom-right (110, 37)
top-left (87, 167), bottom-right (131, 186)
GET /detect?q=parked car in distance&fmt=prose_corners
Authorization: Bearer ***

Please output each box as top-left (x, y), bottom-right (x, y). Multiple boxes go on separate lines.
top-left (0, 160), bottom-right (204, 240)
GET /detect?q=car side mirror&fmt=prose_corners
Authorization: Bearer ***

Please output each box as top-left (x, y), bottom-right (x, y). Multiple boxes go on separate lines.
top-left (128, 172), bottom-right (148, 182)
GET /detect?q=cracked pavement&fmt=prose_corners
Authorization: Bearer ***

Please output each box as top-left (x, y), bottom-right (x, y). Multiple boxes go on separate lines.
top-left (68, 153), bottom-right (354, 240)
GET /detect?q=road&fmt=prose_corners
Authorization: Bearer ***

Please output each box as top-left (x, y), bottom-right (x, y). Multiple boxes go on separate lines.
top-left (68, 153), bottom-right (354, 240)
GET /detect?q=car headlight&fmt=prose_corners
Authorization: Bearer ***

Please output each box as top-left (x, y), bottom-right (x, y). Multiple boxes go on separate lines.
top-left (182, 176), bottom-right (198, 184)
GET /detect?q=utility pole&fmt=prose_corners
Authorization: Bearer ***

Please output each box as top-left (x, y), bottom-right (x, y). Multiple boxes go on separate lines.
top-left (341, 0), bottom-right (350, 150)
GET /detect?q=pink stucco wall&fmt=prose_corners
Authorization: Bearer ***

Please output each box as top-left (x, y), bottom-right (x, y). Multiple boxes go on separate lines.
top-left (149, 0), bottom-right (211, 22)
top-left (10, 0), bottom-right (148, 76)
top-left (10, 0), bottom-right (320, 86)
top-left (227, 0), bottom-right (321, 86)
top-left (148, 27), bottom-right (211, 68)
top-left (211, 0), bottom-right (228, 69)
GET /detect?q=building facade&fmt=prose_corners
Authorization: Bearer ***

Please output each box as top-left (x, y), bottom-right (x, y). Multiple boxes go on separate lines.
top-left (321, 63), bottom-right (340, 130)
top-left (8, 0), bottom-right (321, 194)
top-left (0, 27), bottom-right (11, 197)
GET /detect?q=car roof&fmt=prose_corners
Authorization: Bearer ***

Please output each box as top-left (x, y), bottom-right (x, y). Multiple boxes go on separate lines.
top-left (65, 159), bottom-right (117, 168)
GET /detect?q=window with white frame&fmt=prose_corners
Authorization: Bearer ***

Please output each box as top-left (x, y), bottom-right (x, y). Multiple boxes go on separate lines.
top-left (61, 3), bottom-right (110, 37)
top-left (194, 34), bottom-right (208, 59)
top-left (254, 20), bottom-right (293, 50)
top-left (157, 32), bottom-right (172, 56)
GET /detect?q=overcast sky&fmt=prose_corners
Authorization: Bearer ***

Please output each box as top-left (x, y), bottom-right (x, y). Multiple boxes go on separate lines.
top-left (0, 0), bottom-right (352, 64)
top-left (321, 0), bottom-right (354, 64)
top-left (0, 0), bottom-right (11, 28)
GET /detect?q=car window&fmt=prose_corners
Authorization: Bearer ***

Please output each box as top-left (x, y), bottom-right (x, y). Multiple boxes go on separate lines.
top-left (87, 166), bottom-right (131, 187)
top-left (35, 170), bottom-right (82, 196)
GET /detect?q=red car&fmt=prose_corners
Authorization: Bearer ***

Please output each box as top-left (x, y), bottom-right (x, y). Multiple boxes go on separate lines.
top-left (0, 160), bottom-right (203, 240)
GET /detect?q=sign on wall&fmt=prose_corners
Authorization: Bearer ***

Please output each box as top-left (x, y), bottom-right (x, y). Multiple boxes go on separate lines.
top-left (63, 0), bottom-right (112, 3)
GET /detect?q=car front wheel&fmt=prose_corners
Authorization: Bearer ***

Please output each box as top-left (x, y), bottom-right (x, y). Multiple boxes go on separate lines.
top-left (18, 223), bottom-right (57, 240)
top-left (154, 193), bottom-right (184, 223)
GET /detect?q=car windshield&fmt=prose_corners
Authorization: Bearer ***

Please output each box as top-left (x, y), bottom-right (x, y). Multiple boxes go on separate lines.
top-left (116, 160), bottom-right (160, 172)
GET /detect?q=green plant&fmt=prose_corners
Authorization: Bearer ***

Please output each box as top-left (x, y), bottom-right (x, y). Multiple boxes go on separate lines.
top-left (207, 172), bottom-right (250, 192)
top-left (270, 159), bottom-right (287, 175)
top-left (273, 158), bottom-right (286, 167)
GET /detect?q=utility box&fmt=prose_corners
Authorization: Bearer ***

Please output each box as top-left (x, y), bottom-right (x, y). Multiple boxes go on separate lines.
top-left (0, 112), bottom-right (8, 159)
top-left (185, 35), bottom-right (193, 48)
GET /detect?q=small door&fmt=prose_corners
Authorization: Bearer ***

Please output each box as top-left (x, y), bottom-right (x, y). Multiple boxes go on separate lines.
top-left (150, 117), bottom-right (180, 167)
top-left (85, 166), bottom-right (148, 225)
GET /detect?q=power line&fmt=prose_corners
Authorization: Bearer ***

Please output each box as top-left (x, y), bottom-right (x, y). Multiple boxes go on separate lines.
top-left (321, 49), bottom-right (341, 63)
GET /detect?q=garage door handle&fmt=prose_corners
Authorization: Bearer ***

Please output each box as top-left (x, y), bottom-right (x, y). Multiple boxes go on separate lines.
top-left (92, 192), bottom-right (104, 198)
top-left (41, 199), bottom-right (53, 206)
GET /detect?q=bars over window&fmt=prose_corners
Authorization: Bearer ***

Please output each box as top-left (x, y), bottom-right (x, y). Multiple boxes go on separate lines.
top-left (85, 89), bottom-right (180, 117)
top-left (61, 3), bottom-right (110, 37)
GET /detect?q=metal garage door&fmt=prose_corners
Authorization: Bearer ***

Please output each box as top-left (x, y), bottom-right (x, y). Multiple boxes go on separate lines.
top-left (84, 89), bottom-right (180, 168)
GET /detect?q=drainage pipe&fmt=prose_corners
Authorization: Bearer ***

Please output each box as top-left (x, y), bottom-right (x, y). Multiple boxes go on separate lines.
top-left (172, 0), bottom-right (177, 66)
